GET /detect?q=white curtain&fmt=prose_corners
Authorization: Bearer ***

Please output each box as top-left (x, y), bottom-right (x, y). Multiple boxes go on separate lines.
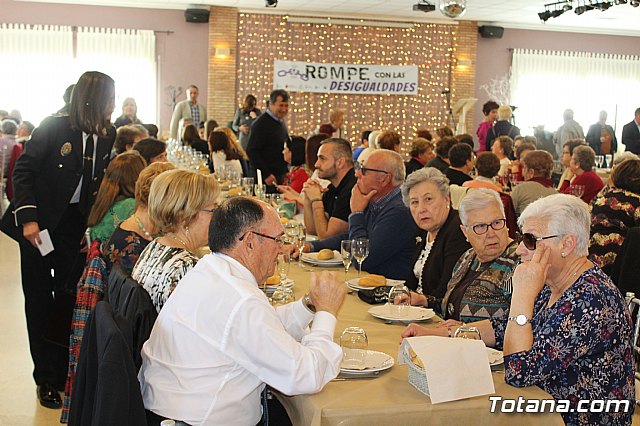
top-left (510, 49), bottom-right (640, 148)
top-left (0, 24), bottom-right (73, 125)
top-left (76, 27), bottom-right (157, 125)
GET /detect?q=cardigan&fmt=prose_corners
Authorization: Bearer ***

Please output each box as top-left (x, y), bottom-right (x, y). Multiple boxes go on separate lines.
top-left (404, 209), bottom-right (471, 299)
top-left (559, 170), bottom-right (604, 204)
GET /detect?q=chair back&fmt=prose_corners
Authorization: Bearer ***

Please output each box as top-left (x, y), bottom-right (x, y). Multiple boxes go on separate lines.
top-left (69, 301), bottom-right (147, 425)
top-left (107, 263), bottom-right (158, 369)
top-left (612, 227), bottom-right (640, 294)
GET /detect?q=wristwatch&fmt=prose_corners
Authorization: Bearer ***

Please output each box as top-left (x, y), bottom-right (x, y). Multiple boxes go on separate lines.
top-left (508, 314), bottom-right (532, 326)
top-left (302, 294), bottom-right (316, 313)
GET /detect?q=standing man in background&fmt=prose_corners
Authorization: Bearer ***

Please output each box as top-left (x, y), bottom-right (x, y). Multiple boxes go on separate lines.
top-left (247, 89), bottom-right (290, 187)
top-left (621, 107), bottom-right (640, 155)
top-left (0, 71), bottom-right (116, 409)
top-left (553, 109), bottom-right (584, 157)
top-left (585, 110), bottom-right (617, 155)
top-left (169, 85), bottom-right (207, 140)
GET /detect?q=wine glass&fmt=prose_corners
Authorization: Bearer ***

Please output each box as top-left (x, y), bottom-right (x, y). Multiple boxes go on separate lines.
top-left (295, 224), bottom-right (307, 269)
top-left (340, 240), bottom-right (352, 285)
top-left (340, 327), bottom-right (368, 369)
top-left (271, 253), bottom-right (294, 306)
top-left (351, 239), bottom-right (369, 278)
top-left (387, 285), bottom-right (411, 318)
top-left (454, 325), bottom-right (481, 340)
top-left (571, 184), bottom-right (585, 199)
top-left (595, 155), bottom-right (604, 169)
top-left (605, 154), bottom-right (613, 169)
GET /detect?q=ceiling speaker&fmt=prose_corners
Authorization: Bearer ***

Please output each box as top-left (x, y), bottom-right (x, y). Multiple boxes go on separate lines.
top-left (185, 8), bottom-right (210, 23)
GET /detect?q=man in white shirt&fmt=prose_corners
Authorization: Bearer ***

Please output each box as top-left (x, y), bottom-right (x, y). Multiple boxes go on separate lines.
top-left (139, 197), bottom-right (346, 425)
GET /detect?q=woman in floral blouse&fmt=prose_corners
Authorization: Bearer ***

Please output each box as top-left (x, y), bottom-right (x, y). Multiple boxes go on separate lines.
top-left (403, 194), bottom-right (634, 425)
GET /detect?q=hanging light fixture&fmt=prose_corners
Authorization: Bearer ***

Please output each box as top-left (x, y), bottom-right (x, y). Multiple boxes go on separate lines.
top-left (439, 0), bottom-right (467, 18)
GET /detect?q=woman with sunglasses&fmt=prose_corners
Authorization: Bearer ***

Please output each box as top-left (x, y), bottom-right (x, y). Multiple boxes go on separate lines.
top-left (402, 193), bottom-right (633, 425)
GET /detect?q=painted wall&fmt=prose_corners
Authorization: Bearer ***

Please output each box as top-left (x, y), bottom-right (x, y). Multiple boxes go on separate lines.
top-left (474, 27), bottom-right (640, 137)
top-left (1, 0), bottom-right (209, 134)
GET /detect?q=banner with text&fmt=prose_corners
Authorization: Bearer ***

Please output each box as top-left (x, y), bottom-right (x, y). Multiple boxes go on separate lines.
top-left (273, 60), bottom-right (419, 95)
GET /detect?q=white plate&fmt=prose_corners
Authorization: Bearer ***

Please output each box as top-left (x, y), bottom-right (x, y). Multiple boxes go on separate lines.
top-left (347, 277), bottom-right (405, 290)
top-left (340, 350), bottom-right (394, 374)
top-left (368, 304), bottom-right (435, 323)
top-left (261, 279), bottom-right (294, 294)
top-left (306, 234), bottom-right (318, 242)
top-left (301, 251), bottom-right (343, 266)
top-left (487, 348), bottom-right (504, 366)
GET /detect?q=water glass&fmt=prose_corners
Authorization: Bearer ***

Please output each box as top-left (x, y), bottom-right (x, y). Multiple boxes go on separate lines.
top-left (605, 154), bottom-right (613, 169)
top-left (351, 239), bottom-right (369, 278)
top-left (340, 327), bottom-right (368, 369)
top-left (241, 177), bottom-right (254, 196)
top-left (341, 240), bottom-right (352, 284)
top-left (387, 285), bottom-right (411, 317)
top-left (296, 224), bottom-right (307, 268)
top-left (271, 254), bottom-right (294, 306)
top-left (454, 325), bottom-right (481, 340)
top-left (254, 184), bottom-right (266, 200)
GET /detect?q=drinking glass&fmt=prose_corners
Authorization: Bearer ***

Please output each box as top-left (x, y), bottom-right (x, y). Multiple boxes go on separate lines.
top-left (341, 240), bottom-right (352, 285)
top-left (595, 155), bottom-right (604, 169)
top-left (295, 224), bottom-right (307, 269)
top-left (605, 154), bottom-right (613, 169)
top-left (454, 325), bottom-right (481, 340)
top-left (254, 184), bottom-right (266, 200)
top-left (242, 177), bottom-right (254, 196)
top-left (340, 327), bottom-right (368, 369)
top-left (351, 239), bottom-right (369, 278)
top-left (271, 253), bottom-right (294, 306)
top-left (387, 285), bottom-right (411, 317)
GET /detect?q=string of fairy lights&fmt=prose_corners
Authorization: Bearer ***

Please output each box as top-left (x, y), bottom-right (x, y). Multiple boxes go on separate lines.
top-left (237, 13), bottom-right (462, 156)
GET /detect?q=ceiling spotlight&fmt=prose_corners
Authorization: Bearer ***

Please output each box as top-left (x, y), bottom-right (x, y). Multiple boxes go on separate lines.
top-left (538, 10), bottom-right (552, 21)
top-left (413, 1), bottom-right (436, 12)
top-left (265, 0), bottom-right (277, 7)
top-left (595, 2), bottom-right (612, 9)
top-left (614, 0), bottom-right (627, 4)
top-left (631, 0), bottom-right (640, 6)
top-left (439, 0), bottom-right (467, 18)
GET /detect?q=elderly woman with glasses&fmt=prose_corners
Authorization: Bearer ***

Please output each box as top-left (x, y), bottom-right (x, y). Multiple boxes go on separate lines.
top-left (403, 188), bottom-right (519, 322)
top-left (403, 193), bottom-right (634, 426)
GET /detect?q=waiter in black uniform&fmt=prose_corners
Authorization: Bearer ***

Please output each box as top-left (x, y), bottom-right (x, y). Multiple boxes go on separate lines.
top-left (0, 71), bottom-right (116, 409)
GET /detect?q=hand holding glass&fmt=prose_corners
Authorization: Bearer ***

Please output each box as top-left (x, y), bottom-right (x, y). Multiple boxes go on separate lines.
top-left (388, 285), bottom-right (411, 317)
top-left (454, 325), bottom-right (481, 340)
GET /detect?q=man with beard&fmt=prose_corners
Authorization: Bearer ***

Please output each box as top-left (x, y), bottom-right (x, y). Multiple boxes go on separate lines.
top-left (302, 138), bottom-right (356, 239)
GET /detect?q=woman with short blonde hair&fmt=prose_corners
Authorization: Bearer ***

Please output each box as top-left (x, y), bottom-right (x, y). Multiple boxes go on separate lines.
top-left (133, 169), bottom-right (219, 312)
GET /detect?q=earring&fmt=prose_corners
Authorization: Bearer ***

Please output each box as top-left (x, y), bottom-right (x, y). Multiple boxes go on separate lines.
top-left (561, 252), bottom-right (567, 258)
top-left (185, 225), bottom-right (190, 236)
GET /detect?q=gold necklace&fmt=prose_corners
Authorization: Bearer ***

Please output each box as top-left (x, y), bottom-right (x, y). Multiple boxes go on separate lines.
top-left (133, 214), bottom-right (152, 239)
top-left (170, 233), bottom-right (189, 249)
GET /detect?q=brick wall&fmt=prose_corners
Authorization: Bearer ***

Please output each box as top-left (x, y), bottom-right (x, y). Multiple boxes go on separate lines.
top-left (207, 6), bottom-right (239, 127)
top-left (207, 8), bottom-right (479, 148)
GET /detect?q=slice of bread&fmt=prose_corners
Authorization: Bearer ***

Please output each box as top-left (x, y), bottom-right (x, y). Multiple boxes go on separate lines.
top-left (317, 248), bottom-right (335, 260)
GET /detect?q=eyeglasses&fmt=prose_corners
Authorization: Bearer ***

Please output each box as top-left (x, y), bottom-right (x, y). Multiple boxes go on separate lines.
top-left (239, 230), bottom-right (286, 245)
top-left (516, 232), bottom-right (560, 251)
top-left (468, 218), bottom-right (506, 235)
top-left (202, 208), bottom-right (216, 214)
top-left (354, 161), bottom-right (389, 176)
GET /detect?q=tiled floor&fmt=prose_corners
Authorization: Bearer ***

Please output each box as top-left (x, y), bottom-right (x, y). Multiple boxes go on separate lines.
top-left (0, 233), bottom-right (61, 426)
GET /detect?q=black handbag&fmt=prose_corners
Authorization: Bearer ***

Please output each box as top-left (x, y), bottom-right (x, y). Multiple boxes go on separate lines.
top-left (357, 286), bottom-right (393, 305)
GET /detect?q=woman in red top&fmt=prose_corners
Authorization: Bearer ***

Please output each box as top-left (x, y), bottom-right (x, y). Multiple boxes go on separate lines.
top-left (282, 136), bottom-right (310, 193)
top-left (559, 145), bottom-right (604, 203)
top-left (475, 100), bottom-right (499, 152)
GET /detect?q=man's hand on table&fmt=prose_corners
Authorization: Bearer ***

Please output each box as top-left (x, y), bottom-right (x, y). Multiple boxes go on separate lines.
top-left (309, 271), bottom-right (346, 317)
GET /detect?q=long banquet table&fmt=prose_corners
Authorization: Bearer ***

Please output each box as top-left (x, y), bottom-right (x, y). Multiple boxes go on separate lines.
top-left (275, 262), bottom-right (564, 426)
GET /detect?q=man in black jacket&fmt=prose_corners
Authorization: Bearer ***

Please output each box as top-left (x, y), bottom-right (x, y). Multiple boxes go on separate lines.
top-left (585, 110), bottom-right (617, 155)
top-left (247, 89), bottom-right (290, 187)
top-left (621, 107), bottom-right (640, 155)
top-left (0, 71), bottom-right (116, 409)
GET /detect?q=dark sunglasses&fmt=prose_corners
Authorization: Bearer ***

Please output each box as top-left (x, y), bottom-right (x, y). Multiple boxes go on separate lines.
top-left (354, 161), bottom-right (389, 176)
top-left (516, 232), bottom-right (559, 251)
top-left (469, 218), bottom-right (506, 235)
